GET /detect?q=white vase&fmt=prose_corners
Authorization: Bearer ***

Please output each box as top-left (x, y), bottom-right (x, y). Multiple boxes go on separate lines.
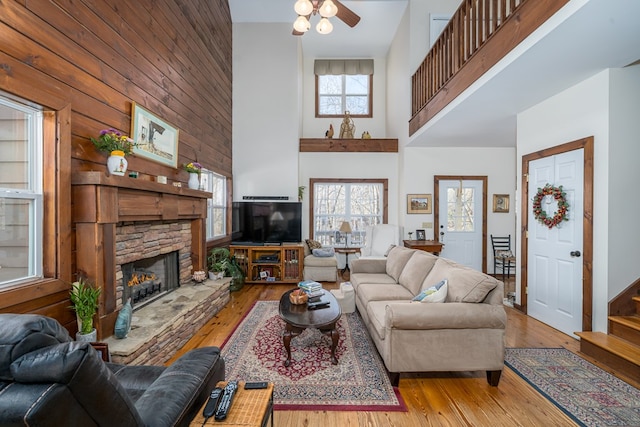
top-left (188, 172), bottom-right (200, 189)
top-left (76, 328), bottom-right (97, 342)
top-left (107, 150), bottom-right (128, 176)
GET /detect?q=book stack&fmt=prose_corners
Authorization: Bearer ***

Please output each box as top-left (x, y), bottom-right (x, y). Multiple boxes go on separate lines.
top-left (298, 280), bottom-right (324, 298)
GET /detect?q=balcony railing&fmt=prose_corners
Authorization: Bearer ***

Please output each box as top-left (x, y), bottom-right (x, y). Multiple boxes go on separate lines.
top-left (409, 0), bottom-right (569, 136)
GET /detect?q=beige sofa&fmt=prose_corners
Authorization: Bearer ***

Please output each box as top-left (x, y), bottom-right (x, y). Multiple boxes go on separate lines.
top-left (349, 246), bottom-right (506, 386)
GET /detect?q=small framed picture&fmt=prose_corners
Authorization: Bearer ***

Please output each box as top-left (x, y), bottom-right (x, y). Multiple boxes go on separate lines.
top-left (407, 194), bottom-right (432, 214)
top-left (493, 194), bottom-right (510, 213)
top-left (415, 229), bottom-right (426, 240)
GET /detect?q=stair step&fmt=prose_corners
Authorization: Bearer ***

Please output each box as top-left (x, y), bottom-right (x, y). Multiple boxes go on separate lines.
top-left (634, 296), bottom-right (640, 315)
top-left (576, 331), bottom-right (640, 382)
top-left (609, 315), bottom-right (640, 346)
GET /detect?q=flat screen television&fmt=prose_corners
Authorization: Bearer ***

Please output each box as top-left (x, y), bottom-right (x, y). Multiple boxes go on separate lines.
top-left (232, 201), bottom-right (302, 244)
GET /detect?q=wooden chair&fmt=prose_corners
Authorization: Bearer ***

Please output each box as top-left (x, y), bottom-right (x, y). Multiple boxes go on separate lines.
top-left (490, 235), bottom-right (516, 280)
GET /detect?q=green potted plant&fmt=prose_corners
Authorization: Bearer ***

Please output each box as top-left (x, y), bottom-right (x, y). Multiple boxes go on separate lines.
top-left (207, 247), bottom-right (245, 291)
top-left (69, 279), bottom-right (101, 342)
top-left (90, 128), bottom-right (135, 176)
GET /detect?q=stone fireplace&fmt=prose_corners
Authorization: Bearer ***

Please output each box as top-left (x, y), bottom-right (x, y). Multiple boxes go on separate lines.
top-left (72, 172), bottom-right (210, 340)
top-left (121, 250), bottom-right (179, 309)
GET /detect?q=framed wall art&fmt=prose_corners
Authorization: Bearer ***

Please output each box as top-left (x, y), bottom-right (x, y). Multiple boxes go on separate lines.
top-left (131, 103), bottom-right (179, 168)
top-left (493, 194), bottom-right (510, 213)
top-left (407, 194), bottom-right (432, 214)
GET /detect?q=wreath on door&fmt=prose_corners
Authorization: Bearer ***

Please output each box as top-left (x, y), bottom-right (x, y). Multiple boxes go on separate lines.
top-left (532, 184), bottom-right (569, 229)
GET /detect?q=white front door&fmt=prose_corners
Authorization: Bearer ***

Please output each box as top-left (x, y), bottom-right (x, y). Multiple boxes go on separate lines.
top-left (528, 149), bottom-right (584, 337)
top-left (438, 180), bottom-right (483, 271)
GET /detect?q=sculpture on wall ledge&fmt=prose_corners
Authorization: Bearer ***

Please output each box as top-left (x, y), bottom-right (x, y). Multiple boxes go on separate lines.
top-left (339, 111), bottom-right (355, 139)
top-left (325, 124), bottom-right (334, 139)
top-left (362, 131), bottom-right (371, 139)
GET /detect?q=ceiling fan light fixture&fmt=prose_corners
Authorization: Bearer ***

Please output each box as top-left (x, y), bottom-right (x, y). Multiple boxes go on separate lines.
top-left (294, 0), bottom-right (313, 16)
top-left (293, 15), bottom-right (311, 32)
top-left (319, 0), bottom-right (338, 18)
top-left (316, 17), bottom-right (333, 34)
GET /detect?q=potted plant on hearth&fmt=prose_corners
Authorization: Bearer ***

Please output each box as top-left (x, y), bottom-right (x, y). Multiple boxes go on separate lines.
top-left (91, 128), bottom-right (135, 177)
top-left (69, 279), bottom-right (101, 342)
top-left (207, 247), bottom-right (245, 291)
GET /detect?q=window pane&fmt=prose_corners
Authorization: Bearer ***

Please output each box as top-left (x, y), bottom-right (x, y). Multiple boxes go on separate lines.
top-left (318, 75), bottom-right (342, 94)
top-left (202, 169), bottom-right (226, 239)
top-left (345, 96), bottom-right (368, 115)
top-left (318, 96), bottom-right (342, 115)
top-left (446, 187), bottom-right (475, 232)
top-left (0, 198), bottom-right (36, 283)
top-left (345, 75), bottom-right (368, 94)
top-left (0, 104), bottom-right (30, 190)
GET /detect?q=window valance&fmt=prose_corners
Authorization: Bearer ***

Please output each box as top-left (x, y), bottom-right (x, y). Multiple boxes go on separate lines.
top-left (314, 59), bottom-right (374, 76)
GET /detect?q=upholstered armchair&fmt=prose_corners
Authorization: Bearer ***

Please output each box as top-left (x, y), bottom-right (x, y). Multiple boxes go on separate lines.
top-left (359, 224), bottom-right (402, 259)
top-left (0, 314), bottom-right (224, 427)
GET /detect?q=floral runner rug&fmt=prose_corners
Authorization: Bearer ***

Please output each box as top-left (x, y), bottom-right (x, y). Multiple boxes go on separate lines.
top-left (505, 348), bottom-right (640, 427)
top-left (221, 300), bottom-right (406, 411)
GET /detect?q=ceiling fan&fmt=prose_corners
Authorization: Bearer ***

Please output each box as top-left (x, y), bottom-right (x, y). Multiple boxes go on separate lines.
top-left (292, 0), bottom-right (361, 36)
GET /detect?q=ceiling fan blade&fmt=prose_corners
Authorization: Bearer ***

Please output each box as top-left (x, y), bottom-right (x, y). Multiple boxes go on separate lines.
top-left (333, 0), bottom-right (361, 27)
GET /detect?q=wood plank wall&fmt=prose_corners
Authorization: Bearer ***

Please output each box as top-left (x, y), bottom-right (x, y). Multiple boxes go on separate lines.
top-left (0, 0), bottom-right (232, 330)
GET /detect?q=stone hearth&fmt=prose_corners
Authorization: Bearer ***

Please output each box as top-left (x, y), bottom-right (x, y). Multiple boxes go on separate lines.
top-left (105, 278), bottom-right (231, 365)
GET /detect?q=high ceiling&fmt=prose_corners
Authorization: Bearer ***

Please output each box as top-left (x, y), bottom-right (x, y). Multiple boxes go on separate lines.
top-left (229, 0), bottom-right (640, 148)
top-left (229, 0), bottom-right (408, 57)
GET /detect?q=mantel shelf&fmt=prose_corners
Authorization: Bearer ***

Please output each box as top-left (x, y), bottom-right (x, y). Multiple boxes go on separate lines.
top-left (299, 138), bottom-right (398, 153)
top-left (72, 171), bottom-right (211, 199)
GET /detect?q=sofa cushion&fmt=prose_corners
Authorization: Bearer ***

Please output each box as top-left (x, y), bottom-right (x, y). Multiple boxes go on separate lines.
top-left (424, 258), bottom-right (498, 303)
top-left (356, 283), bottom-right (414, 306)
top-left (398, 250), bottom-right (439, 295)
top-left (385, 246), bottom-right (416, 282)
top-left (412, 279), bottom-right (448, 303)
top-left (304, 254), bottom-right (337, 267)
top-left (349, 273), bottom-right (397, 291)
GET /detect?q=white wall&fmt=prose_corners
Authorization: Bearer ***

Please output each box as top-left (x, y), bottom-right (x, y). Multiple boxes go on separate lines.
top-left (409, 0), bottom-right (460, 73)
top-left (232, 23), bottom-right (301, 200)
top-left (608, 65), bottom-right (640, 299)
top-left (517, 70), bottom-right (611, 332)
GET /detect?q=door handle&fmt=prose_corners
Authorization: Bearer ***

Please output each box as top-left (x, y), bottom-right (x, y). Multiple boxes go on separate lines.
top-left (570, 250), bottom-right (581, 257)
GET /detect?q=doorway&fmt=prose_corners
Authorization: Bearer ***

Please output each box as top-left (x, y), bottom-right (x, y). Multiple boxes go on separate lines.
top-left (521, 136), bottom-right (594, 333)
top-left (434, 176), bottom-right (487, 272)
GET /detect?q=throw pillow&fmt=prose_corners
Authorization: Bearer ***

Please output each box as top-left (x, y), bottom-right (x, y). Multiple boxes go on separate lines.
top-left (412, 279), bottom-right (448, 303)
top-left (305, 239), bottom-right (322, 250)
top-left (312, 247), bottom-right (335, 257)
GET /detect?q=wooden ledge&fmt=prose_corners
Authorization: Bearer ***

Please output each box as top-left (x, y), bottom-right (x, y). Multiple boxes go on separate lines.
top-left (299, 138), bottom-right (398, 153)
top-left (72, 171), bottom-right (211, 199)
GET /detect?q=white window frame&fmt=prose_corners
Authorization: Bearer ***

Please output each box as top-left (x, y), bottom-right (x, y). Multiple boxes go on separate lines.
top-left (200, 169), bottom-right (227, 240)
top-left (0, 93), bottom-right (44, 288)
top-left (311, 180), bottom-right (385, 247)
top-left (316, 74), bottom-right (372, 118)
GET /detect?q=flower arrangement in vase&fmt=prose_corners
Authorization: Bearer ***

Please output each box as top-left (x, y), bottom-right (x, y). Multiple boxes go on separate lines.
top-left (91, 128), bottom-right (135, 176)
top-left (183, 162), bottom-right (202, 189)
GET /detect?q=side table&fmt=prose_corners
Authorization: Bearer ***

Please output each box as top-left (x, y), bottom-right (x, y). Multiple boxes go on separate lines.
top-left (190, 381), bottom-right (274, 427)
top-left (335, 247), bottom-right (361, 275)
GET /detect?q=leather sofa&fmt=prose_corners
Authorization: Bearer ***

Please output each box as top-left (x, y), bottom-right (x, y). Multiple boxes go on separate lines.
top-left (349, 246), bottom-right (506, 386)
top-left (0, 314), bottom-right (224, 426)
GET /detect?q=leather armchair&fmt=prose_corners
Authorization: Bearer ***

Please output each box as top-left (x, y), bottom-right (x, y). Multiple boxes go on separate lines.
top-left (0, 314), bottom-right (224, 426)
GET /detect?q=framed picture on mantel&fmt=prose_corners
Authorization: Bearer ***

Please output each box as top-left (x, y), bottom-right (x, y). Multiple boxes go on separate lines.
top-left (131, 103), bottom-right (179, 168)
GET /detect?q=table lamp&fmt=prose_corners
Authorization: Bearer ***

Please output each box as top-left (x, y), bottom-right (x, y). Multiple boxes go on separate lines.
top-left (339, 221), bottom-right (352, 248)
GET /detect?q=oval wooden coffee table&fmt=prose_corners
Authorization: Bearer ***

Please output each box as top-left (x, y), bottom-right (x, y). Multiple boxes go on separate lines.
top-left (278, 289), bottom-right (342, 367)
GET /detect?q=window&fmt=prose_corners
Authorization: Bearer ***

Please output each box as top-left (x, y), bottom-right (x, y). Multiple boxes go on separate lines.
top-left (314, 59), bottom-right (374, 118)
top-left (446, 186), bottom-right (475, 231)
top-left (310, 179), bottom-right (387, 247)
top-left (0, 94), bottom-right (43, 287)
top-left (200, 169), bottom-right (227, 240)
top-left (316, 74), bottom-right (372, 117)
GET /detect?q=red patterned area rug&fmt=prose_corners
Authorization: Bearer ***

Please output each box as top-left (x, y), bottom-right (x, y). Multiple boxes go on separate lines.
top-left (221, 301), bottom-right (406, 411)
top-left (505, 348), bottom-right (640, 427)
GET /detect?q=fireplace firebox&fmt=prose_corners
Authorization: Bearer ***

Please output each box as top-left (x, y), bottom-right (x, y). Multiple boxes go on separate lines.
top-left (122, 251), bottom-right (179, 310)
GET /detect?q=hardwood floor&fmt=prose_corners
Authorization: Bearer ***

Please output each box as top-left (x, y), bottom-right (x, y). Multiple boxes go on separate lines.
top-left (169, 280), bottom-right (629, 427)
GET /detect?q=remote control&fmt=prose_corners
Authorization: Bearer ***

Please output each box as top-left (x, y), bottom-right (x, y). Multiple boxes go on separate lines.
top-left (244, 381), bottom-right (268, 389)
top-left (308, 301), bottom-right (330, 310)
top-left (202, 387), bottom-right (223, 418)
top-left (214, 380), bottom-right (239, 421)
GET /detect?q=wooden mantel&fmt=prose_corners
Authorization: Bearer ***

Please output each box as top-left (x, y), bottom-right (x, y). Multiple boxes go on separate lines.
top-left (300, 138), bottom-right (398, 153)
top-left (71, 171), bottom-right (211, 339)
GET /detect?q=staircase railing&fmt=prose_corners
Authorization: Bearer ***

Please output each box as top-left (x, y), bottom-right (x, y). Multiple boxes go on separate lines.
top-left (409, 0), bottom-right (568, 136)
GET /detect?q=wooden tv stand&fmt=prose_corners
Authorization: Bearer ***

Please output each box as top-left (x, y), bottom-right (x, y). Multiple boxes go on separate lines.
top-left (230, 244), bottom-right (304, 284)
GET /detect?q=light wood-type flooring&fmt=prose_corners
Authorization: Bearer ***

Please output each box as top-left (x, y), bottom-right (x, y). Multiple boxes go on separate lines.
top-left (170, 278), bottom-right (638, 427)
